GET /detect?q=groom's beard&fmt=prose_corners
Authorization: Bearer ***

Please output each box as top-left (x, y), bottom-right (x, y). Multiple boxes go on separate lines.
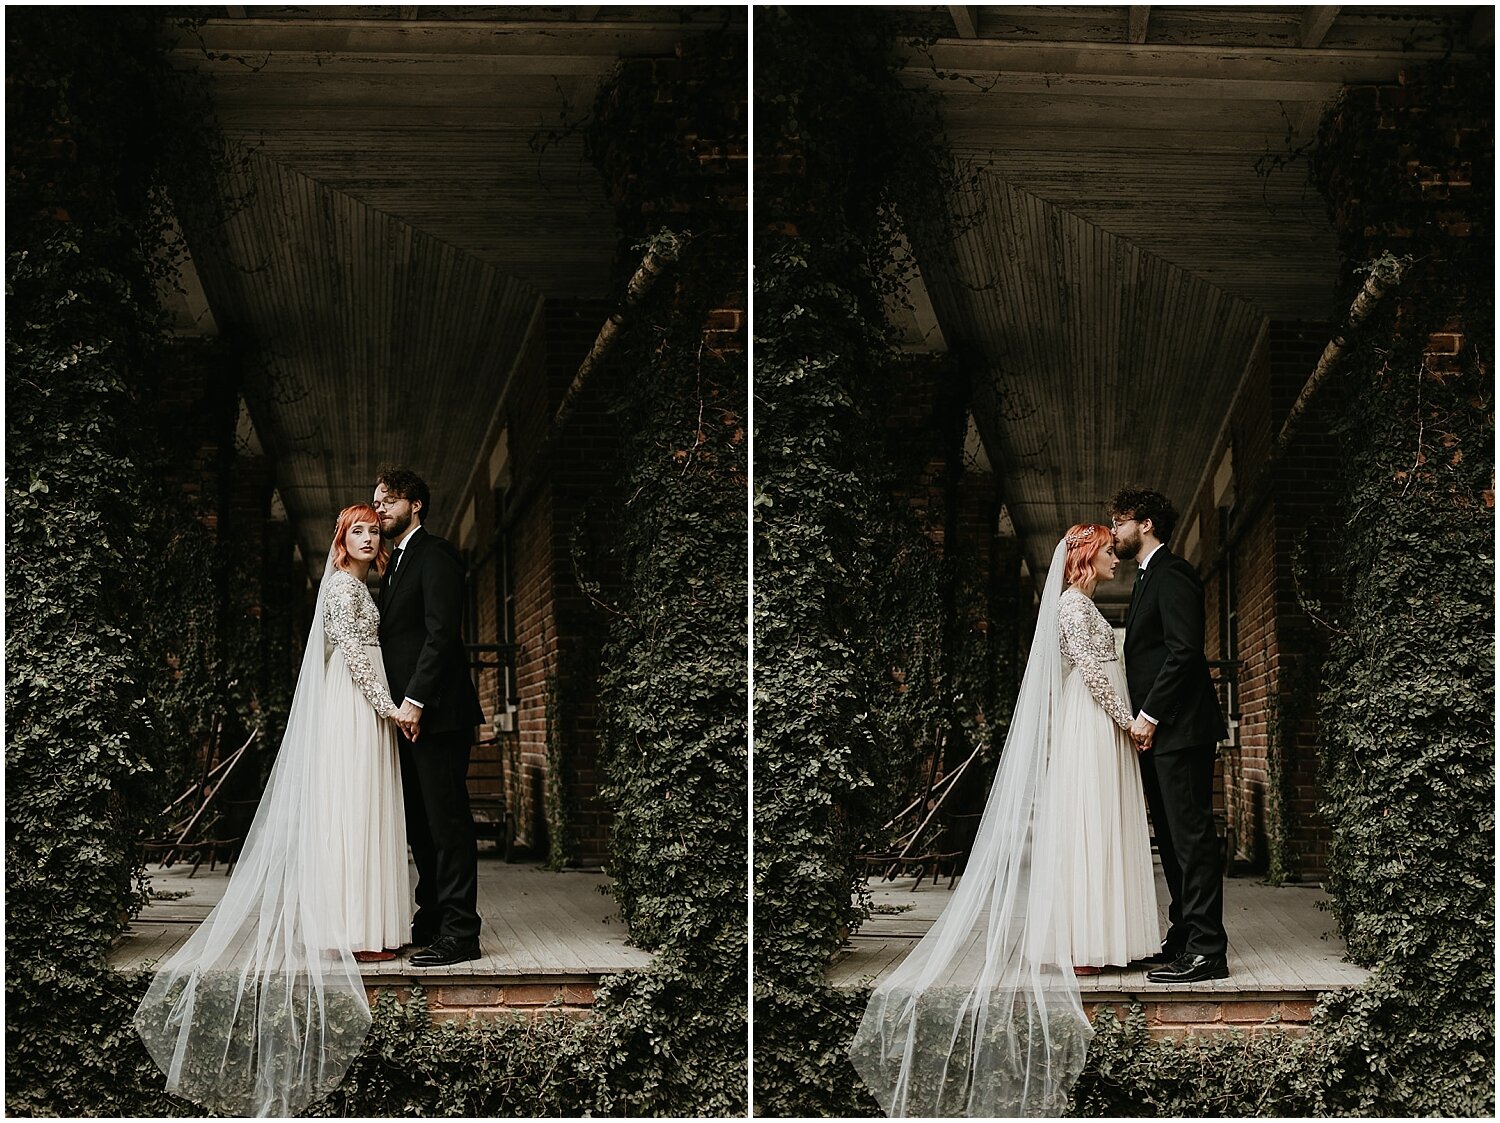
top-left (382, 511), bottom-right (412, 540)
top-left (1114, 531), bottom-right (1141, 560)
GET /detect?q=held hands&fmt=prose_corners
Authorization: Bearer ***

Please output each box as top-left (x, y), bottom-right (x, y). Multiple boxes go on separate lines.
top-left (390, 699), bottom-right (423, 742)
top-left (1129, 714), bottom-right (1156, 753)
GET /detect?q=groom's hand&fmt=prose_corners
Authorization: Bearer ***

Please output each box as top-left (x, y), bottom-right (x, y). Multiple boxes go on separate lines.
top-left (393, 699), bottom-right (423, 742)
top-left (1129, 714), bottom-right (1155, 753)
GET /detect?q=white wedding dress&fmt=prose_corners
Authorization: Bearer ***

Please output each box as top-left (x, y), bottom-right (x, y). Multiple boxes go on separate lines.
top-left (135, 554), bottom-right (411, 1117)
top-left (851, 540), bottom-right (1162, 1117)
top-left (1034, 586), bottom-right (1158, 968)
top-left (318, 568), bottom-right (411, 952)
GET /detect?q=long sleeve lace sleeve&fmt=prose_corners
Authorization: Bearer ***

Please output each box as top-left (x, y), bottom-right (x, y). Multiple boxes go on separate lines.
top-left (324, 576), bottom-right (397, 716)
top-left (1058, 593), bottom-right (1134, 730)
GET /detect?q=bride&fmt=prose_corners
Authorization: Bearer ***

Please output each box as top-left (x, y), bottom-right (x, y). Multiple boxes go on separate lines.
top-left (134, 504), bottom-right (412, 1117)
top-left (851, 524), bottom-right (1159, 1117)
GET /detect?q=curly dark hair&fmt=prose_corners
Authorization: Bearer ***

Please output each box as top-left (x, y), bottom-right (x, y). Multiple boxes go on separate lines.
top-left (1109, 486), bottom-right (1179, 543)
top-left (375, 464), bottom-right (432, 523)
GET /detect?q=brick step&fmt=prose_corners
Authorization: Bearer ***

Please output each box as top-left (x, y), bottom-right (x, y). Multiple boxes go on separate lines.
top-left (1084, 991), bottom-right (1319, 1040)
top-left (368, 973), bottom-right (604, 1024)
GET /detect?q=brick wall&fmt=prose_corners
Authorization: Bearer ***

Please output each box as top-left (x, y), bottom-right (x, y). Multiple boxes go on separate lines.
top-left (449, 37), bottom-right (747, 865)
top-left (1182, 321), bottom-right (1338, 880)
top-left (1265, 323), bottom-right (1342, 875)
top-left (456, 298), bottom-right (616, 864)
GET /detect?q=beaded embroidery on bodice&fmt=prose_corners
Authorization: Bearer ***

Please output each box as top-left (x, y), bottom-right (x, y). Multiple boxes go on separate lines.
top-left (323, 568), bottom-right (396, 716)
top-left (1057, 586), bottom-right (1134, 730)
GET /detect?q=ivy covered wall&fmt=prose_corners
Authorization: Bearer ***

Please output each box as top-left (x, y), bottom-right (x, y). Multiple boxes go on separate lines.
top-left (5, 10), bottom-right (296, 1113)
top-left (1304, 63), bottom-right (1494, 1116)
top-left (752, 9), bottom-right (1009, 1114)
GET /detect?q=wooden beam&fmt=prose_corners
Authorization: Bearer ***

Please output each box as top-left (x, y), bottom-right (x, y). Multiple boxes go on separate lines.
top-left (575, 6), bottom-right (602, 20)
top-left (224, 5), bottom-right (245, 16)
top-left (171, 20), bottom-right (724, 60)
top-left (909, 39), bottom-right (1455, 86)
top-left (948, 6), bottom-right (978, 39)
top-left (1127, 6), bottom-right (1150, 45)
top-left (901, 67), bottom-right (1343, 103)
top-left (1299, 7), bottom-right (1339, 49)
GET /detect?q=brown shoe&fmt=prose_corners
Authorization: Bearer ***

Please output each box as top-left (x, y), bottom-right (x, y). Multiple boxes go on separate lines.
top-left (353, 949), bottom-right (397, 963)
top-left (1072, 965), bottom-right (1101, 976)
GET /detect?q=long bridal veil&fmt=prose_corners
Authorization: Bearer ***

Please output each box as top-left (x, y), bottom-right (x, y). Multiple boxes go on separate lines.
top-left (850, 539), bottom-right (1092, 1117)
top-left (135, 549), bottom-right (372, 1117)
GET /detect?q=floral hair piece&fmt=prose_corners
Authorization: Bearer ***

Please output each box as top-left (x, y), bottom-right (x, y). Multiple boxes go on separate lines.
top-left (1064, 526), bottom-right (1097, 549)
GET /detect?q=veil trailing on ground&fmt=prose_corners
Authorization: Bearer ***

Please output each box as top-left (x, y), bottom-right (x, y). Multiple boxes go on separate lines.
top-left (135, 549), bottom-right (372, 1117)
top-left (850, 539), bottom-right (1092, 1117)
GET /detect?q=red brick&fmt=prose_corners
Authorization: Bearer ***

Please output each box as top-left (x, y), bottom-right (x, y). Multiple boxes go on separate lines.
top-left (431, 984), bottom-right (502, 1008)
top-left (1158, 1002), bottom-right (1222, 1024)
top-left (503, 983), bottom-right (565, 1007)
top-left (1221, 1001), bottom-right (1283, 1024)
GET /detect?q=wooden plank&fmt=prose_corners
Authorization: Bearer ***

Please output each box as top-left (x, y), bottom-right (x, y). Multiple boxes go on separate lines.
top-left (171, 20), bottom-right (727, 60)
top-left (832, 873), bottom-right (1370, 994)
top-left (205, 72), bottom-right (600, 108)
top-left (906, 38), bottom-right (1463, 85)
top-left (111, 863), bottom-right (653, 979)
top-left (1127, 6), bottom-right (1150, 45)
top-left (901, 67), bottom-right (1341, 103)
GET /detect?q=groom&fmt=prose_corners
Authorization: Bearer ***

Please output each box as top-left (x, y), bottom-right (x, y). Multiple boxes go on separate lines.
top-left (373, 466), bottom-right (485, 967)
top-left (1110, 486), bottom-right (1229, 983)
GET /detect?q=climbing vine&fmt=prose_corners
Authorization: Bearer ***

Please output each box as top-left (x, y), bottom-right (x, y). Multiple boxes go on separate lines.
top-left (753, 8), bottom-right (1005, 1114)
top-left (1301, 62), bottom-right (1494, 1115)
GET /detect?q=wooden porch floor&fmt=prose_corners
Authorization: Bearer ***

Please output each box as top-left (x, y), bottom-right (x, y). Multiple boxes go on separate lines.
top-left (831, 866), bottom-right (1369, 998)
top-left (110, 859), bottom-right (654, 985)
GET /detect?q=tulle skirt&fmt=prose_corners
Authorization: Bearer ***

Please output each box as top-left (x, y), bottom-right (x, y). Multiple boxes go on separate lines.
top-left (1032, 659), bottom-right (1159, 967)
top-left (316, 645), bottom-right (412, 951)
top-left (135, 645), bottom-right (412, 1116)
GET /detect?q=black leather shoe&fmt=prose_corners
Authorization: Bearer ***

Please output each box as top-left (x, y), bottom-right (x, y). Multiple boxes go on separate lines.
top-left (1146, 953), bottom-right (1229, 983)
top-left (408, 935), bottom-right (481, 967)
top-left (1143, 943), bottom-right (1185, 965)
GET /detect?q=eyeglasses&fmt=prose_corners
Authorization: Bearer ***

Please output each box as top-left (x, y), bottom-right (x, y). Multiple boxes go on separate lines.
top-left (1110, 517), bottom-right (1135, 530)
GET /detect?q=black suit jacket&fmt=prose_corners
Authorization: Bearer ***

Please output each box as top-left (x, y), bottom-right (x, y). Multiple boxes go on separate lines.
top-left (1123, 545), bottom-right (1228, 755)
top-left (378, 526), bottom-right (484, 736)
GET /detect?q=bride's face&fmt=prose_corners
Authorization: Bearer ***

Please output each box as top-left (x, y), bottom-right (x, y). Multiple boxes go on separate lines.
top-left (346, 519), bottom-right (381, 564)
top-left (1091, 542), bottom-right (1119, 584)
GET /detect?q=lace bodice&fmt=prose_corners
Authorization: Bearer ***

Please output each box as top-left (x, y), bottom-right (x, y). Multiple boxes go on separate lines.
top-left (1058, 586), bottom-right (1134, 730)
top-left (323, 569), bottom-right (396, 716)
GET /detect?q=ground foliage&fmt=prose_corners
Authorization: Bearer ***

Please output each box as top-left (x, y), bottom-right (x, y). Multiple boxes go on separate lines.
top-left (7, 13), bottom-right (748, 1117)
top-left (754, 17), bottom-right (1494, 1119)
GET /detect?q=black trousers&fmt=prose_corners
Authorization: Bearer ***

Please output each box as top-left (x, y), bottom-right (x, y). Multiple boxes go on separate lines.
top-left (1139, 744), bottom-right (1227, 957)
top-left (399, 728), bottom-right (481, 942)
